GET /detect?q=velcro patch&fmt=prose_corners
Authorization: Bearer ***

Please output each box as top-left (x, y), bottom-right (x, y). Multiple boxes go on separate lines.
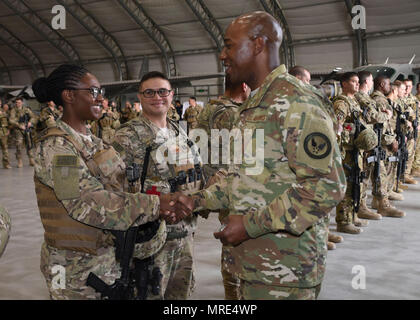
top-left (52, 154), bottom-right (80, 200)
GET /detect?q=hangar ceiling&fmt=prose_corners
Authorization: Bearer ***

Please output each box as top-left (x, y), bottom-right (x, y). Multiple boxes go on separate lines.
top-left (0, 0), bottom-right (419, 86)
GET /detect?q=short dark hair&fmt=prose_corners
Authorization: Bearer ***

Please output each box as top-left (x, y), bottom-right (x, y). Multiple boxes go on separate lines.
top-left (373, 75), bottom-right (390, 90)
top-left (15, 97), bottom-right (23, 102)
top-left (403, 79), bottom-right (413, 83)
top-left (139, 71), bottom-right (170, 90)
top-left (32, 64), bottom-right (90, 107)
top-left (289, 65), bottom-right (308, 78)
top-left (175, 99), bottom-right (181, 104)
top-left (340, 72), bottom-right (358, 86)
top-left (189, 96), bottom-right (196, 101)
top-left (357, 71), bottom-right (372, 85)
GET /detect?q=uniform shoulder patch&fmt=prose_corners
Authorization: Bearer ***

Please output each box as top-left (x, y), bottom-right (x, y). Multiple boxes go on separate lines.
top-left (303, 132), bottom-right (332, 159)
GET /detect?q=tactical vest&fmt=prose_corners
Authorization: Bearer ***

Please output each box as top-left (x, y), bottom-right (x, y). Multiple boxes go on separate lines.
top-left (34, 127), bottom-right (124, 255)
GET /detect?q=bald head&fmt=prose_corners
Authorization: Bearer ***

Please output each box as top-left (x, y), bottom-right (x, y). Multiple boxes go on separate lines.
top-left (289, 66), bottom-right (311, 84)
top-left (221, 11), bottom-right (283, 90)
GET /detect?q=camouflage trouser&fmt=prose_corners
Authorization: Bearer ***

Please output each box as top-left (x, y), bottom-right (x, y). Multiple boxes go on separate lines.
top-left (386, 158), bottom-right (398, 193)
top-left (239, 280), bottom-right (321, 300)
top-left (405, 138), bottom-right (415, 175)
top-left (40, 243), bottom-right (121, 300)
top-left (221, 245), bottom-right (241, 300)
top-left (371, 159), bottom-right (388, 198)
top-left (14, 129), bottom-right (33, 160)
top-left (0, 135), bottom-right (10, 166)
top-left (412, 134), bottom-right (420, 171)
top-left (361, 156), bottom-right (374, 204)
top-left (336, 153), bottom-right (355, 225)
top-left (150, 234), bottom-right (195, 300)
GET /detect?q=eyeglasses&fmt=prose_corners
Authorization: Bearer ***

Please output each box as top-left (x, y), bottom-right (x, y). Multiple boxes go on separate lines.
top-left (66, 87), bottom-right (105, 99)
top-left (139, 88), bottom-right (172, 98)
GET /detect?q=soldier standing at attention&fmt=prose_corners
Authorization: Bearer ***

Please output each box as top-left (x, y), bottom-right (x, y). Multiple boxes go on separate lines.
top-left (38, 100), bottom-right (61, 132)
top-left (411, 82), bottom-right (420, 177)
top-left (355, 71), bottom-right (391, 218)
top-left (0, 103), bottom-right (12, 169)
top-left (289, 65), bottom-right (344, 250)
top-left (113, 71), bottom-right (206, 300)
top-left (333, 72), bottom-right (377, 234)
top-left (197, 77), bottom-right (250, 299)
top-left (370, 76), bottom-right (406, 218)
top-left (167, 102), bottom-right (180, 122)
top-left (184, 96), bottom-right (202, 132)
top-left (0, 204), bottom-right (11, 258)
top-left (91, 98), bottom-right (120, 145)
top-left (187, 11), bottom-right (346, 300)
top-left (9, 97), bottom-right (36, 167)
top-left (31, 64), bottom-right (187, 300)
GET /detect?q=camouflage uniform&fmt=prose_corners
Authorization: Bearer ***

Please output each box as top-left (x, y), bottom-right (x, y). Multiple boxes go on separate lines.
top-left (0, 204), bottom-right (11, 258)
top-left (38, 106), bottom-right (61, 131)
top-left (402, 95), bottom-right (418, 177)
top-left (197, 96), bottom-right (242, 299)
top-left (412, 94), bottom-right (420, 174)
top-left (113, 114), bottom-right (205, 300)
top-left (333, 94), bottom-right (371, 230)
top-left (193, 65), bottom-right (346, 299)
top-left (167, 105), bottom-right (180, 122)
top-left (91, 110), bottom-right (120, 145)
top-left (354, 91), bottom-right (388, 215)
top-left (9, 105), bottom-right (36, 165)
top-left (34, 119), bottom-right (160, 299)
top-left (184, 105), bottom-right (202, 131)
top-left (0, 108), bottom-right (11, 168)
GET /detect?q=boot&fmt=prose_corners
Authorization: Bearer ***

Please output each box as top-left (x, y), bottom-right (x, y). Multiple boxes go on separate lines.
top-left (354, 216), bottom-right (369, 227)
top-left (337, 223), bottom-right (362, 234)
top-left (328, 232), bottom-right (343, 243)
top-left (3, 162), bottom-right (11, 169)
top-left (398, 182), bottom-right (408, 190)
top-left (327, 242), bottom-right (336, 250)
top-left (404, 175), bottom-right (418, 185)
top-left (357, 202), bottom-right (382, 220)
top-left (17, 158), bottom-right (23, 168)
top-left (29, 158), bottom-right (35, 166)
top-left (411, 168), bottom-right (420, 178)
top-left (389, 191), bottom-right (404, 201)
top-left (377, 198), bottom-right (405, 218)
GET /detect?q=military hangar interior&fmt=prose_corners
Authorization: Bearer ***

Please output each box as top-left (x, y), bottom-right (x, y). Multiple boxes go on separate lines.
top-left (0, 0), bottom-right (420, 300)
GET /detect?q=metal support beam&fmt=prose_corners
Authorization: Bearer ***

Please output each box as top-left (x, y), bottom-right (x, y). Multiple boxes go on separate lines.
top-left (116, 0), bottom-right (177, 77)
top-left (0, 56), bottom-right (12, 85)
top-left (259, 0), bottom-right (295, 69)
top-left (2, 0), bottom-right (82, 65)
top-left (0, 24), bottom-right (44, 79)
top-left (56, 0), bottom-right (129, 80)
top-left (185, 0), bottom-right (224, 52)
top-left (344, 0), bottom-right (367, 67)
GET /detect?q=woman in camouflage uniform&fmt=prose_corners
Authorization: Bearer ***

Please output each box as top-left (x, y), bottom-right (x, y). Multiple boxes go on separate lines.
top-left (31, 64), bottom-right (182, 299)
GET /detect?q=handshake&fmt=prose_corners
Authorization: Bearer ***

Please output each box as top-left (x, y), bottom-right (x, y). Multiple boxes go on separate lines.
top-left (158, 192), bottom-right (196, 224)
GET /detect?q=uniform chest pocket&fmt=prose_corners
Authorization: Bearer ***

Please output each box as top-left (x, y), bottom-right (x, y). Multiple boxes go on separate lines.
top-left (91, 147), bottom-right (125, 179)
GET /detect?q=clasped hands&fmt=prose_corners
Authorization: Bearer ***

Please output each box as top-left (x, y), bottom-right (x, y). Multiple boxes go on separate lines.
top-left (159, 192), bottom-right (195, 224)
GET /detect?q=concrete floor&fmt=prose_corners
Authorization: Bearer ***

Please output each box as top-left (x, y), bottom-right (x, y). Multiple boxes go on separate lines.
top-left (1, 150), bottom-right (419, 300)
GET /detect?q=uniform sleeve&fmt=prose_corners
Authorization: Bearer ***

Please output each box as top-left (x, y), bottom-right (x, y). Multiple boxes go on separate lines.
top-left (28, 108), bottom-right (36, 124)
top-left (243, 99), bottom-right (347, 238)
top-left (0, 206), bottom-right (11, 258)
top-left (8, 109), bottom-right (18, 128)
top-left (35, 136), bottom-right (160, 231)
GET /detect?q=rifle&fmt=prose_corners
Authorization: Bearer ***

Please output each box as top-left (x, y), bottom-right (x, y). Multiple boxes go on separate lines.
top-left (19, 113), bottom-right (33, 151)
top-left (343, 111), bottom-right (365, 215)
top-left (86, 226), bottom-right (138, 300)
top-left (394, 108), bottom-right (408, 192)
top-left (367, 123), bottom-right (385, 195)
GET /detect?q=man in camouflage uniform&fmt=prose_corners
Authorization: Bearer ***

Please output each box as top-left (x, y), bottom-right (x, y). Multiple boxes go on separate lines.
top-left (167, 102), bottom-right (180, 122)
top-left (289, 65), bottom-right (343, 250)
top-left (190, 12), bottom-right (346, 300)
top-left (370, 76), bottom-right (405, 218)
top-left (184, 97), bottom-right (202, 132)
top-left (402, 79), bottom-right (419, 182)
top-left (0, 204), bottom-right (11, 258)
top-left (412, 82), bottom-right (420, 177)
top-left (37, 101), bottom-right (61, 132)
top-left (9, 97), bottom-right (36, 167)
top-left (113, 71), bottom-right (205, 300)
top-left (0, 103), bottom-right (12, 169)
top-left (91, 98), bottom-right (120, 144)
top-left (355, 71), bottom-right (390, 219)
top-left (333, 72), bottom-right (377, 234)
top-left (197, 78), bottom-right (250, 299)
